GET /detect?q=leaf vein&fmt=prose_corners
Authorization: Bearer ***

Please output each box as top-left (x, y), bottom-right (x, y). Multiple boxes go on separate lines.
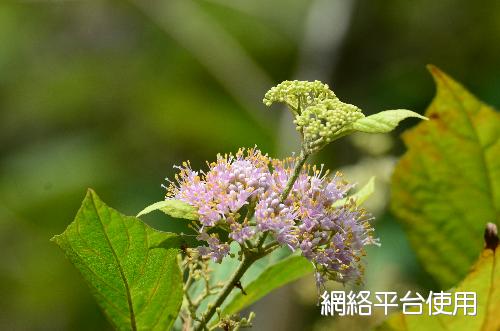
top-left (90, 195), bottom-right (138, 331)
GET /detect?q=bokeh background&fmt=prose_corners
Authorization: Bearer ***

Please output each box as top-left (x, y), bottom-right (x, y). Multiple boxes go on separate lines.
top-left (1, 0), bottom-right (499, 330)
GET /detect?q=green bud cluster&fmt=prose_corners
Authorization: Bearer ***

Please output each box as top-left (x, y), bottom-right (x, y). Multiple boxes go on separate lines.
top-left (263, 80), bottom-right (335, 115)
top-left (264, 80), bottom-right (364, 153)
top-left (296, 98), bottom-right (364, 153)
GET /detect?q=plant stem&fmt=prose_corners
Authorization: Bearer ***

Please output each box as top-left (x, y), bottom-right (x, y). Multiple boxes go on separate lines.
top-left (279, 148), bottom-right (309, 202)
top-left (194, 253), bottom-right (257, 331)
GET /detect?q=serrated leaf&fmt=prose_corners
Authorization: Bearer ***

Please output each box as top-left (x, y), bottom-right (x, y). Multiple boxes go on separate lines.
top-left (332, 176), bottom-right (375, 208)
top-left (391, 66), bottom-right (500, 288)
top-left (137, 199), bottom-right (198, 220)
top-left (377, 237), bottom-right (499, 331)
top-left (353, 109), bottom-right (427, 133)
top-left (51, 190), bottom-right (183, 331)
top-left (222, 255), bottom-right (313, 316)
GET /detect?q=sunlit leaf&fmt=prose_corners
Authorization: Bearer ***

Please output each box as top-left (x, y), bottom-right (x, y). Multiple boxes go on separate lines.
top-left (332, 176), bottom-right (375, 208)
top-left (353, 109), bottom-right (427, 134)
top-left (391, 65), bottom-right (500, 288)
top-left (137, 199), bottom-right (198, 221)
top-left (51, 190), bottom-right (183, 331)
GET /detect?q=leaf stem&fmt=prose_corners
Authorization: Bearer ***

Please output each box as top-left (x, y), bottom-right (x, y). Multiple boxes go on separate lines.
top-left (262, 241), bottom-right (280, 252)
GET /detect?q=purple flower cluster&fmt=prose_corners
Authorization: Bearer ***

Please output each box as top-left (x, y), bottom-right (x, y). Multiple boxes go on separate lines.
top-left (166, 148), bottom-right (378, 285)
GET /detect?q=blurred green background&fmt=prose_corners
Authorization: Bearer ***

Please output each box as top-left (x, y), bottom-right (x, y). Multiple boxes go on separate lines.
top-left (1, 0), bottom-right (499, 330)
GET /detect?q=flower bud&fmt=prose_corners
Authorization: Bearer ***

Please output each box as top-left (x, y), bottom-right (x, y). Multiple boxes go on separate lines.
top-left (264, 80), bottom-right (365, 153)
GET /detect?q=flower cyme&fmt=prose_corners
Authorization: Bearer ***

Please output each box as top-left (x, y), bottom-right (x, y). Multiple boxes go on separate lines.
top-left (166, 148), bottom-right (378, 288)
top-left (166, 148), bottom-right (271, 262)
top-left (167, 147), bottom-right (271, 227)
top-left (255, 155), bottom-right (377, 286)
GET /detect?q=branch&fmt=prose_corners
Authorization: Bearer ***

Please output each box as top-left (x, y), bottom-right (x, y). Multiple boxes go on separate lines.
top-left (194, 253), bottom-right (257, 330)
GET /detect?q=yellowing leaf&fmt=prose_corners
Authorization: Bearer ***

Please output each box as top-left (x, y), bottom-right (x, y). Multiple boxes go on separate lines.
top-left (377, 227), bottom-right (499, 331)
top-left (391, 66), bottom-right (500, 288)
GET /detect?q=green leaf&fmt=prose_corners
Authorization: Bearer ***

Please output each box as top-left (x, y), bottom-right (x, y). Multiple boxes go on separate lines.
top-left (137, 199), bottom-right (198, 220)
top-left (332, 176), bottom-right (375, 208)
top-left (377, 231), bottom-right (499, 331)
top-left (222, 255), bottom-right (313, 316)
top-left (353, 109), bottom-right (427, 133)
top-left (391, 66), bottom-right (500, 288)
top-left (51, 189), bottom-right (183, 331)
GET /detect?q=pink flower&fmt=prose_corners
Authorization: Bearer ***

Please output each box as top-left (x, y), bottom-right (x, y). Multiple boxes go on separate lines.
top-left (165, 147), bottom-right (378, 286)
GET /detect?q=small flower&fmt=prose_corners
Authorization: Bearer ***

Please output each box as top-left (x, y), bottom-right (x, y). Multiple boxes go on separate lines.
top-left (228, 219), bottom-right (255, 244)
top-left (197, 232), bottom-right (230, 263)
top-left (255, 190), bottom-right (297, 249)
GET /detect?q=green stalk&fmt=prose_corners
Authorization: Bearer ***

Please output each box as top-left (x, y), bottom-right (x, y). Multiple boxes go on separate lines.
top-left (193, 251), bottom-right (259, 331)
top-left (279, 149), bottom-right (309, 202)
